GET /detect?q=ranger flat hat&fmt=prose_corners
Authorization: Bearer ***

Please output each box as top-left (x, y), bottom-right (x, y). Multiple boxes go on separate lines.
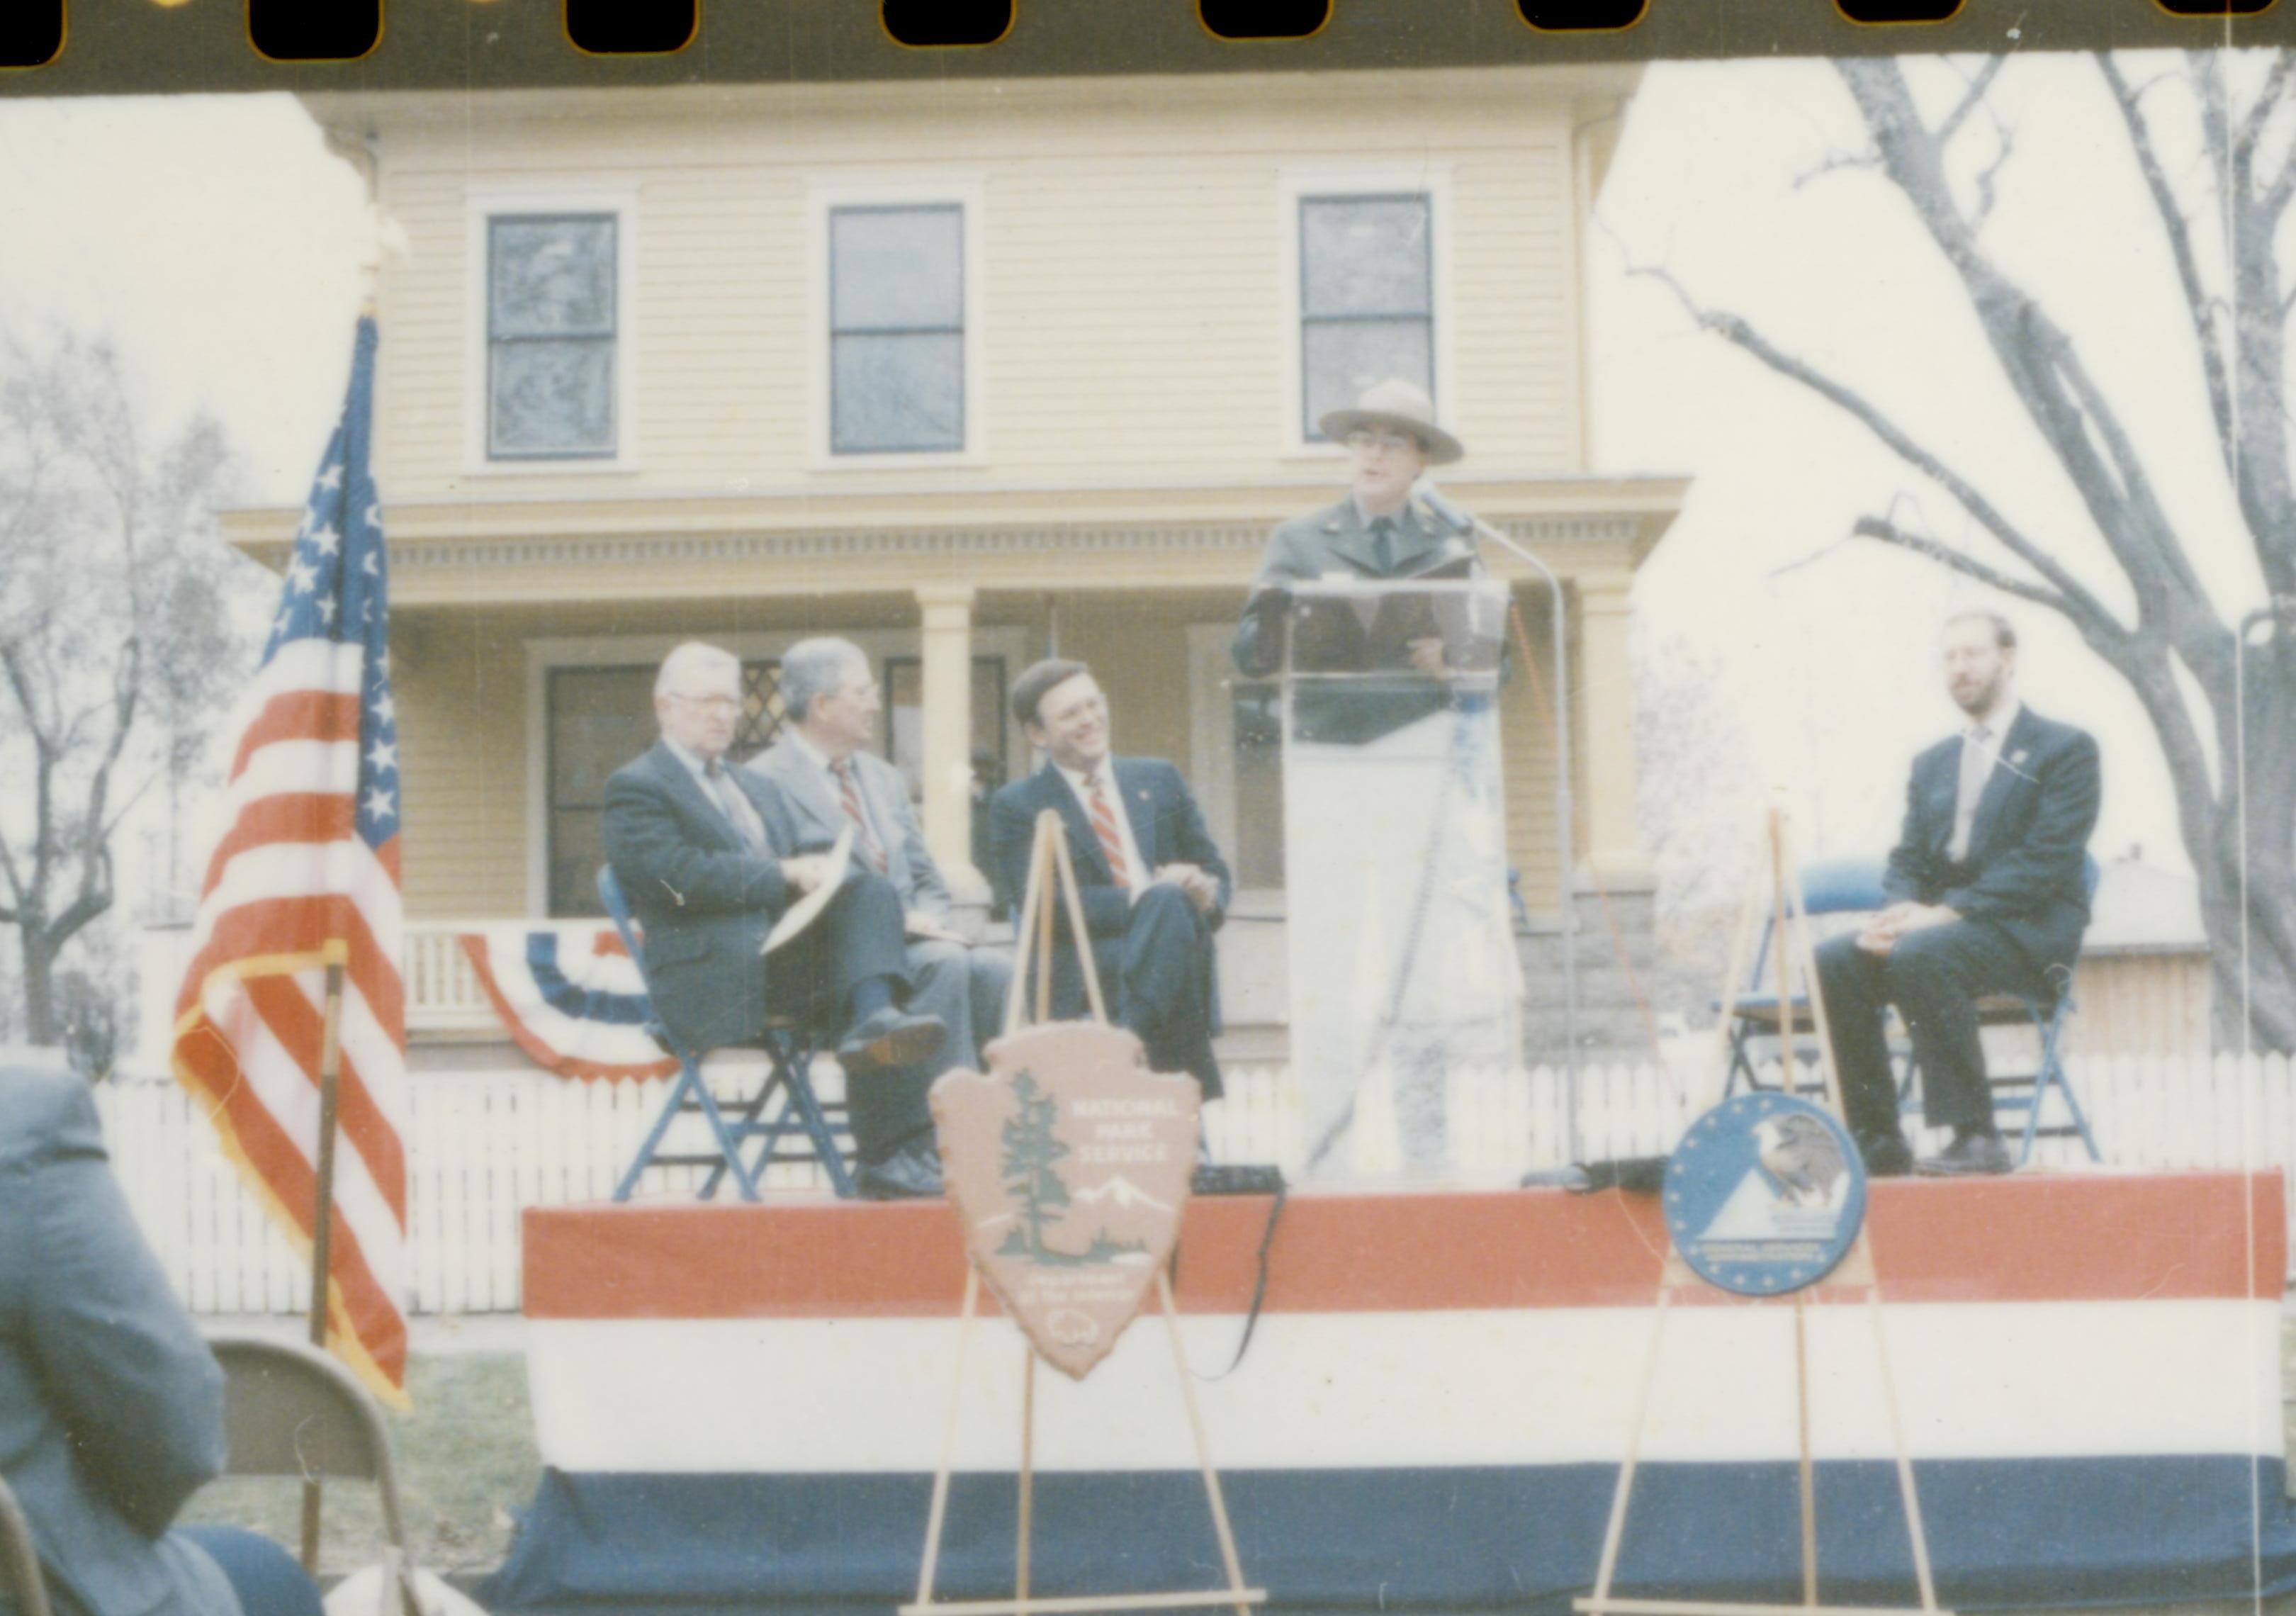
top-left (1317, 377), bottom-right (1464, 466)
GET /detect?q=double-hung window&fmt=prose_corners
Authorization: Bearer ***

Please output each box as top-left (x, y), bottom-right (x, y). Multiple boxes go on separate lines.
top-left (486, 213), bottom-right (619, 460)
top-left (1297, 193), bottom-right (1434, 442)
top-left (828, 203), bottom-right (966, 455)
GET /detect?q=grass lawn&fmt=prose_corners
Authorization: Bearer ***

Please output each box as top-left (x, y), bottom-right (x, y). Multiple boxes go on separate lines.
top-left (179, 1353), bottom-right (541, 1579)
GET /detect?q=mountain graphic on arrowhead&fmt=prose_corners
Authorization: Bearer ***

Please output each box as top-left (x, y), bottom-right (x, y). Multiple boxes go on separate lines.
top-left (1071, 1176), bottom-right (1174, 1213)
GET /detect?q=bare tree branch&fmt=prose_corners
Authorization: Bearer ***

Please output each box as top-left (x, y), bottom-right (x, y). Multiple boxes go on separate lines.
top-left (1840, 56), bottom-right (2232, 690)
top-left (2098, 52), bottom-right (2239, 480)
top-left (1970, 124), bottom-right (2015, 232)
top-left (1793, 148), bottom-right (1880, 190)
top-left (2236, 49), bottom-right (2296, 156)
top-left (1935, 56), bottom-right (2008, 149)
top-left (1850, 514), bottom-right (2072, 613)
top-left (1629, 258), bottom-right (2132, 641)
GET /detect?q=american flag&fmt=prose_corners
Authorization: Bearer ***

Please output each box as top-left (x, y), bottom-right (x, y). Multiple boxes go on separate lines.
top-left (171, 315), bottom-right (408, 1405)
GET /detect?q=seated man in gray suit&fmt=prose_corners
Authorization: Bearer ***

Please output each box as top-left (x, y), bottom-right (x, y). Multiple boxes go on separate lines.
top-left (602, 642), bottom-right (947, 1199)
top-left (745, 639), bottom-right (1013, 1126)
top-left (1, 1046), bottom-right (324, 1616)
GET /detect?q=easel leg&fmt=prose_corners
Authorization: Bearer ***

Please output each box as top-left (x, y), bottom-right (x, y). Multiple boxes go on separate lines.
top-left (1017, 1346), bottom-right (1036, 1607)
top-left (1154, 1271), bottom-right (1252, 1616)
top-left (1706, 844), bottom-right (1770, 1109)
top-left (1793, 1293), bottom-right (1817, 1607)
top-left (1587, 1286), bottom-right (1676, 1608)
top-left (1866, 1288), bottom-right (1940, 1613)
top-left (916, 1268), bottom-right (983, 1610)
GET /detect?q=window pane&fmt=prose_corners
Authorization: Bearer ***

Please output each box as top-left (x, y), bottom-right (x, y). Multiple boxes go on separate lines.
top-left (492, 339), bottom-right (615, 456)
top-left (731, 661), bottom-right (789, 761)
top-left (550, 668), bottom-right (657, 805)
top-left (833, 331), bottom-right (962, 453)
top-left (1301, 196), bottom-right (1430, 318)
top-left (1303, 318), bottom-right (1432, 439)
top-left (551, 808), bottom-right (609, 919)
top-left (491, 217), bottom-right (616, 337)
top-left (832, 206), bottom-right (962, 331)
top-left (548, 666), bottom-right (656, 919)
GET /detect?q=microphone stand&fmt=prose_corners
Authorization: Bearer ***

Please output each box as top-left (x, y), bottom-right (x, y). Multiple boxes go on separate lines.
top-left (1417, 480), bottom-right (1580, 1164)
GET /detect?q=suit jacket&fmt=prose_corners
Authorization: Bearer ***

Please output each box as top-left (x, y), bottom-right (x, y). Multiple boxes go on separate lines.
top-left (601, 741), bottom-right (792, 1054)
top-left (743, 740), bottom-right (950, 918)
top-left (0, 1057), bottom-right (238, 1616)
top-left (988, 758), bottom-right (1231, 943)
top-left (1884, 705), bottom-right (2101, 977)
top-left (988, 759), bottom-right (1231, 1053)
top-left (1234, 497), bottom-right (1485, 744)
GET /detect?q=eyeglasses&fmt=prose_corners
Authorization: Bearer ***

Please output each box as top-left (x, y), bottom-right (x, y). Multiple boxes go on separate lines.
top-left (1346, 428), bottom-right (1420, 454)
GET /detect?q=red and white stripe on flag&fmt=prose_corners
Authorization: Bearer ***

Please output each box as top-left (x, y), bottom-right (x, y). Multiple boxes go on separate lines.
top-left (170, 316), bottom-right (410, 1407)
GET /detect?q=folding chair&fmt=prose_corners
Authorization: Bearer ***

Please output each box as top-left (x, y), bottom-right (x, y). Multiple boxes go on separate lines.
top-left (1898, 856), bottom-right (2104, 1166)
top-left (598, 866), bottom-right (856, 1201)
top-left (0, 1474), bottom-right (52, 1616)
top-left (1719, 856), bottom-right (1889, 1099)
top-left (205, 1332), bottom-right (417, 1615)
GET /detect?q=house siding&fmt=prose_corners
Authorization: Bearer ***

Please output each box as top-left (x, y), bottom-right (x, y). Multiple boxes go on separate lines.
top-left (365, 73), bottom-right (1585, 499)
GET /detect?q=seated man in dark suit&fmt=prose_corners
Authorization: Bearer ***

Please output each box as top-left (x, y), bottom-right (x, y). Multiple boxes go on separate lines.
top-left (987, 659), bottom-right (1230, 1104)
top-left (1816, 612), bottom-right (2100, 1177)
top-left (602, 641), bottom-right (947, 1199)
top-left (1, 1046), bottom-right (325, 1616)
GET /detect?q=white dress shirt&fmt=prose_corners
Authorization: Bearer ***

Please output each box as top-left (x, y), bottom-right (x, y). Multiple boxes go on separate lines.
top-left (1949, 697), bottom-right (2020, 863)
top-left (1055, 758), bottom-right (1149, 894)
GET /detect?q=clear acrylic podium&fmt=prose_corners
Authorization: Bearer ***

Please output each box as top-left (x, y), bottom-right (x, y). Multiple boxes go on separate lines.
top-left (1277, 576), bottom-right (1521, 1182)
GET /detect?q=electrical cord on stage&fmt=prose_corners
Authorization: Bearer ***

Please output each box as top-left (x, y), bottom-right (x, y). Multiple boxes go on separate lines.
top-left (1195, 1182), bottom-right (1287, 1381)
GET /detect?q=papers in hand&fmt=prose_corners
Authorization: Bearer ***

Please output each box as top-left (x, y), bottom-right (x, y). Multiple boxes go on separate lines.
top-left (762, 826), bottom-right (852, 955)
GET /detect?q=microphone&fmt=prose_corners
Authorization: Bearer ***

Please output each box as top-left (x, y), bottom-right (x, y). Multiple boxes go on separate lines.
top-left (1414, 478), bottom-right (1477, 537)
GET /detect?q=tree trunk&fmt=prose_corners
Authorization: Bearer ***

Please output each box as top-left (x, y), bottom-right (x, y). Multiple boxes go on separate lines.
top-left (17, 923), bottom-right (58, 1048)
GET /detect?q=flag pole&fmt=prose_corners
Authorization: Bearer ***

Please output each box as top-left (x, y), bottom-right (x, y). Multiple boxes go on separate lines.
top-left (300, 944), bottom-right (351, 1573)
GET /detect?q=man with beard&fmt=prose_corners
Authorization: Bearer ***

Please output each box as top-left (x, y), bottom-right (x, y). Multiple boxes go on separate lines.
top-left (1815, 612), bottom-right (2100, 1178)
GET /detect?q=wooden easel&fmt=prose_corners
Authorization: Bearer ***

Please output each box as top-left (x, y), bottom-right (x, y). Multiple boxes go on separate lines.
top-left (1573, 808), bottom-right (1947, 1616)
top-left (900, 810), bottom-right (1266, 1616)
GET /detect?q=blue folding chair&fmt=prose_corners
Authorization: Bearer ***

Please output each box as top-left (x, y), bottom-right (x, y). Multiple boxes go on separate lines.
top-left (599, 866), bottom-right (857, 1201)
top-left (1719, 856), bottom-right (1890, 1100)
top-left (1897, 856), bottom-right (2103, 1166)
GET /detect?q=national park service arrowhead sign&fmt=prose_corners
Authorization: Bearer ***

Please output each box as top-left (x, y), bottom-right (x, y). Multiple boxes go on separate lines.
top-left (930, 1022), bottom-right (1198, 1379)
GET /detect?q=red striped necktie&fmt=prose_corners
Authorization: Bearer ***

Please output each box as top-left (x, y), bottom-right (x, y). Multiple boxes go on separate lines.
top-left (1086, 770), bottom-right (1132, 891)
top-left (832, 757), bottom-right (890, 873)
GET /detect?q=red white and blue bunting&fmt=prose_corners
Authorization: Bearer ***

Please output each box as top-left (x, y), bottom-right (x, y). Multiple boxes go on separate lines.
top-left (458, 926), bottom-right (677, 1082)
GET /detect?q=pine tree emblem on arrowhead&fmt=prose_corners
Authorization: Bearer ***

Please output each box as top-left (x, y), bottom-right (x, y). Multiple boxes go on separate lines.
top-left (930, 1022), bottom-right (1199, 1379)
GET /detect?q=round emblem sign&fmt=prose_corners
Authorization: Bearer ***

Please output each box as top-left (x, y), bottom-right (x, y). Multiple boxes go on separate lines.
top-left (1662, 1093), bottom-right (1867, 1296)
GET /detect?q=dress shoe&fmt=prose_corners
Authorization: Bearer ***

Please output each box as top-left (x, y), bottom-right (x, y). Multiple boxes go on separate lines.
top-left (1518, 1164), bottom-right (1596, 1192)
top-left (1915, 1131), bottom-right (2015, 1177)
top-left (836, 1007), bottom-right (945, 1074)
top-left (1859, 1134), bottom-right (1915, 1179)
top-left (855, 1140), bottom-right (945, 1200)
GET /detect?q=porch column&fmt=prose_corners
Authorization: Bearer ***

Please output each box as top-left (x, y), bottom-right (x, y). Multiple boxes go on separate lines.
top-left (916, 583), bottom-right (979, 886)
top-left (1577, 578), bottom-right (1650, 885)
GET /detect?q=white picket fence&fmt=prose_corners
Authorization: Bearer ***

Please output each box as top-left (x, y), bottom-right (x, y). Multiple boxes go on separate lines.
top-left (94, 1051), bottom-right (2296, 1317)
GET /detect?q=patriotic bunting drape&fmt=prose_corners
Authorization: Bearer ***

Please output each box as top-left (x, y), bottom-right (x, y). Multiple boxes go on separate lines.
top-left (171, 315), bottom-right (409, 1406)
top-left (457, 926), bottom-right (677, 1082)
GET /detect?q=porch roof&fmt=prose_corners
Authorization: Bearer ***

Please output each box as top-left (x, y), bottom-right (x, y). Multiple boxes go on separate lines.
top-left (218, 474), bottom-right (1688, 610)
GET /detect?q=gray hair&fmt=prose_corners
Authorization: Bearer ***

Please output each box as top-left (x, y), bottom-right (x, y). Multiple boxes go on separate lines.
top-left (654, 641), bottom-right (741, 700)
top-left (780, 637), bottom-right (870, 722)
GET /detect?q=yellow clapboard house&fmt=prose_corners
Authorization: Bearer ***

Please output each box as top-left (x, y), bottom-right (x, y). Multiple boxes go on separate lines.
top-left (220, 67), bottom-right (1686, 1060)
